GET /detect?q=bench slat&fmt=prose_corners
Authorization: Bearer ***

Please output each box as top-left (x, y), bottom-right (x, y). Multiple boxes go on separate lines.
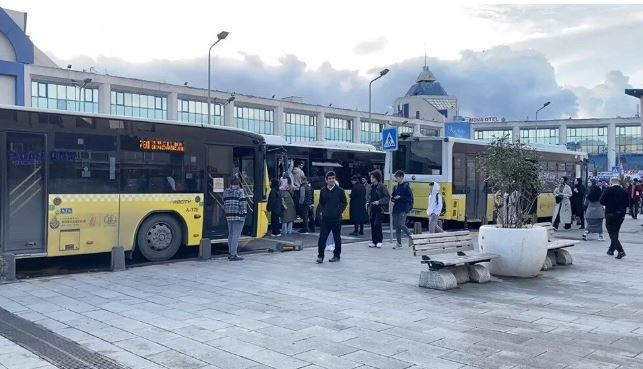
top-left (414, 244), bottom-right (474, 256)
top-left (411, 231), bottom-right (471, 240)
top-left (547, 239), bottom-right (578, 250)
top-left (414, 240), bottom-right (474, 251)
top-left (412, 236), bottom-right (472, 245)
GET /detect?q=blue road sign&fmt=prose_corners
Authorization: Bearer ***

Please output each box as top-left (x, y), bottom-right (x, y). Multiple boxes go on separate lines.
top-left (381, 127), bottom-right (398, 151)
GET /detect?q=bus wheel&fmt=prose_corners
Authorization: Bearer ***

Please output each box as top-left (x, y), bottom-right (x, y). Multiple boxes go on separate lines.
top-left (137, 214), bottom-right (182, 261)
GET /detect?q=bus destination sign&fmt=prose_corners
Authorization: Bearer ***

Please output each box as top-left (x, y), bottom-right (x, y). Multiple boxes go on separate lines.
top-left (139, 139), bottom-right (185, 153)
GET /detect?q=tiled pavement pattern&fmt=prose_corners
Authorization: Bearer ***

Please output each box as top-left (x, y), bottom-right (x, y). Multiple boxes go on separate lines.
top-left (1, 219), bottom-right (643, 369)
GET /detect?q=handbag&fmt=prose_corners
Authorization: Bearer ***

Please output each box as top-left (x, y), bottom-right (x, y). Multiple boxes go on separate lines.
top-left (555, 195), bottom-right (563, 204)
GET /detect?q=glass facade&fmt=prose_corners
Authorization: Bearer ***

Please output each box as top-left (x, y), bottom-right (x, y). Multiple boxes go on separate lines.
top-left (178, 98), bottom-right (223, 125)
top-left (399, 126), bottom-right (413, 134)
top-left (361, 121), bottom-right (382, 144)
top-left (325, 117), bottom-right (352, 142)
top-left (519, 128), bottom-right (559, 145)
top-left (111, 91), bottom-right (167, 120)
top-left (31, 81), bottom-right (98, 113)
top-left (474, 129), bottom-right (512, 141)
top-left (566, 127), bottom-right (607, 154)
top-left (235, 106), bottom-right (274, 135)
top-left (616, 126), bottom-right (643, 170)
top-left (284, 112), bottom-right (316, 143)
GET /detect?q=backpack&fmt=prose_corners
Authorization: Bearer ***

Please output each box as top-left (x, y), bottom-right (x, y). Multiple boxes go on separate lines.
top-left (440, 197), bottom-right (447, 216)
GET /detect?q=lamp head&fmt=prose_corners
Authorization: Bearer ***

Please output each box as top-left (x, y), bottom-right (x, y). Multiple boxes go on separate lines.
top-left (83, 78), bottom-right (92, 84)
top-left (217, 31), bottom-right (229, 40)
top-left (543, 101), bottom-right (551, 107)
top-left (380, 68), bottom-right (390, 76)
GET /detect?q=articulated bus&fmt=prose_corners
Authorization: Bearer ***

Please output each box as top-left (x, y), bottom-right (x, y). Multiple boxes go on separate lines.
top-left (0, 106), bottom-right (265, 262)
top-left (262, 135), bottom-right (385, 221)
top-left (385, 136), bottom-right (587, 225)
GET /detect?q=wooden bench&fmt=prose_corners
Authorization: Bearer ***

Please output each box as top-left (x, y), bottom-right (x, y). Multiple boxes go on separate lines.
top-left (535, 222), bottom-right (578, 270)
top-left (411, 231), bottom-right (498, 290)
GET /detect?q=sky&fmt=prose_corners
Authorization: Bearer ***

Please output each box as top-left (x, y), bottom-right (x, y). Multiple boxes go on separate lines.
top-left (5, 0), bottom-right (643, 120)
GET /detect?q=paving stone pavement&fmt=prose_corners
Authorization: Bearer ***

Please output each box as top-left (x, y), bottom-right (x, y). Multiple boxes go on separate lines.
top-left (1, 218), bottom-right (643, 369)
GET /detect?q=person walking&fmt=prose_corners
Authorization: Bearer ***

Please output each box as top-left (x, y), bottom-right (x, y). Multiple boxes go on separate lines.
top-left (583, 180), bottom-right (604, 241)
top-left (280, 179), bottom-right (296, 235)
top-left (368, 170), bottom-right (390, 248)
top-left (297, 176), bottom-right (314, 234)
top-left (427, 182), bottom-right (444, 233)
top-left (391, 170), bottom-right (414, 249)
top-left (349, 175), bottom-right (368, 236)
top-left (553, 177), bottom-right (573, 230)
top-left (316, 172), bottom-right (347, 263)
top-left (626, 178), bottom-right (642, 219)
top-left (600, 178), bottom-right (630, 259)
top-left (223, 176), bottom-right (247, 261)
top-left (267, 178), bottom-right (282, 236)
top-left (572, 178), bottom-right (586, 229)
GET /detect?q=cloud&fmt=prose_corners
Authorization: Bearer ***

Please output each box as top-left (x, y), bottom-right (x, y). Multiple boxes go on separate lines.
top-left (50, 46), bottom-right (634, 120)
top-left (353, 36), bottom-right (388, 55)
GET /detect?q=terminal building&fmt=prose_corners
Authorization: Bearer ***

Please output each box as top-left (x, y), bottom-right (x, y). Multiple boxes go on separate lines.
top-left (1, 6), bottom-right (642, 173)
top-left (0, 7), bottom-right (441, 147)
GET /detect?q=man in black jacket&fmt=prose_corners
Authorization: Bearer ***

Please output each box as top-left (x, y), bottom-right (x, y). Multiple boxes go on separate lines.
top-left (600, 178), bottom-right (630, 259)
top-left (391, 170), bottom-right (414, 249)
top-left (317, 171), bottom-right (347, 263)
top-left (368, 169), bottom-right (390, 248)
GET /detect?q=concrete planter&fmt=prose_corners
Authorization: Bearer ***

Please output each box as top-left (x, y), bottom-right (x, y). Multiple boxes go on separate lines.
top-left (478, 225), bottom-right (548, 278)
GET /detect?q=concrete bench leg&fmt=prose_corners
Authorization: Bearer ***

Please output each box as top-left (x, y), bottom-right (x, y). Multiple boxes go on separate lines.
top-left (111, 246), bottom-right (126, 272)
top-left (468, 264), bottom-right (491, 283)
top-left (555, 249), bottom-right (573, 265)
top-left (451, 266), bottom-right (470, 284)
top-left (1, 254), bottom-right (16, 281)
top-left (542, 250), bottom-right (557, 270)
top-left (419, 269), bottom-right (458, 290)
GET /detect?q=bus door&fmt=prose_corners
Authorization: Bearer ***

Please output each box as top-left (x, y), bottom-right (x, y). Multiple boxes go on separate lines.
top-left (1, 132), bottom-right (46, 255)
top-left (233, 147), bottom-right (256, 236)
top-left (205, 145), bottom-right (233, 239)
top-left (465, 155), bottom-right (487, 222)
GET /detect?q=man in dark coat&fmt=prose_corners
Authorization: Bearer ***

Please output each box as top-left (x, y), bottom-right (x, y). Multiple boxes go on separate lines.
top-left (349, 175), bottom-right (367, 236)
top-left (316, 171), bottom-right (347, 263)
top-left (368, 169), bottom-right (390, 248)
top-left (266, 178), bottom-right (282, 236)
top-left (572, 178), bottom-right (586, 229)
top-left (600, 178), bottom-right (630, 259)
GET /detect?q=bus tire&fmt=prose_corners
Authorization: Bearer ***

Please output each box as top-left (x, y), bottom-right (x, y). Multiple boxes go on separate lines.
top-left (137, 214), bottom-right (182, 261)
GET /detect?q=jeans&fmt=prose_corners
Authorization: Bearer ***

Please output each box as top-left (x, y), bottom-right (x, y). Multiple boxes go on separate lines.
top-left (282, 222), bottom-right (293, 235)
top-left (429, 213), bottom-right (443, 233)
top-left (318, 219), bottom-right (342, 259)
top-left (270, 213), bottom-right (281, 235)
top-left (370, 206), bottom-right (383, 244)
top-left (393, 212), bottom-right (412, 244)
top-left (227, 219), bottom-right (245, 256)
top-left (300, 204), bottom-right (311, 232)
top-left (629, 201), bottom-right (639, 219)
top-left (353, 222), bottom-right (364, 234)
top-left (605, 213), bottom-right (625, 254)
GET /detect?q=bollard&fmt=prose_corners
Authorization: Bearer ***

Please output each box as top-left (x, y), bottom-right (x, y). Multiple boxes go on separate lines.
top-left (1, 254), bottom-right (16, 281)
top-left (199, 238), bottom-right (211, 260)
top-left (414, 222), bottom-right (422, 235)
top-left (111, 246), bottom-right (126, 272)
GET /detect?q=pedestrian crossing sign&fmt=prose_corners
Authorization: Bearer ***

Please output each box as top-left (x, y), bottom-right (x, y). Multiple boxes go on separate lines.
top-left (381, 127), bottom-right (398, 151)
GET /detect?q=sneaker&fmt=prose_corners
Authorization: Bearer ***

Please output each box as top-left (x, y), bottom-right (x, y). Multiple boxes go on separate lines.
top-left (298, 231), bottom-right (309, 235)
top-left (329, 257), bottom-right (340, 262)
top-left (273, 233), bottom-right (282, 237)
top-left (368, 243), bottom-right (377, 248)
top-left (228, 255), bottom-right (244, 261)
top-left (606, 250), bottom-right (614, 256)
top-left (316, 257), bottom-right (323, 264)
top-left (616, 251), bottom-right (626, 259)
top-left (582, 233), bottom-right (587, 241)
top-left (393, 243), bottom-right (402, 249)
top-left (375, 243), bottom-right (382, 248)
top-left (598, 235), bottom-right (605, 241)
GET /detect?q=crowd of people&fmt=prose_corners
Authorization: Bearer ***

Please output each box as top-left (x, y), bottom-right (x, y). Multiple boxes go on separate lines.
top-left (552, 176), bottom-right (642, 260)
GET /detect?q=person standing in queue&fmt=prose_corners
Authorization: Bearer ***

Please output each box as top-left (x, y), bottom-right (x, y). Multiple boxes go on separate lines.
top-left (368, 170), bottom-right (390, 248)
top-left (600, 178), bottom-right (630, 259)
top-left (391, 170), bottom-right (414, 249)
top-left (280, 178), bottom-right (296, 235)
top-left (553, 176), bottom-right (573, 230)
top-left (572, 178), bottom-right (586, 229)
top-left (626, 178), bottom-right (642, 219)
top-left (223, 176), bottom-right (247, 261)
top-left (298, 176), bottom-right (314, 234)
top-left (583, 179), bottom-right (604, 241)
top-left (316, 171), bottom-right (347, 263)
top-left (427, 182), bottom-right (444, 233)
top-left (267, 178), bottom-right (282, 236)
top-left (349, 175), bottom-right (368, 236)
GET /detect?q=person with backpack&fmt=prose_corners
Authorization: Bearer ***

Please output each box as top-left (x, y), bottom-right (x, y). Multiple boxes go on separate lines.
top-left (368, 169), bottom-right (390, 248)
top-left (223, 176), bottom-right (247, 261)
top-left (279, 178), bottom-right (296, 235)
top-left (297, 176), bottom-right (314, 234)
top-left (391, 170), bottom-right (414, 249)
top-left (427, 182), bottom-right (444, 233)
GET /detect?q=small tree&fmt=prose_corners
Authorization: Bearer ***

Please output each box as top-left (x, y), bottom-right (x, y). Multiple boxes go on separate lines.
top-left (479, 135), bottom-right (546, 228)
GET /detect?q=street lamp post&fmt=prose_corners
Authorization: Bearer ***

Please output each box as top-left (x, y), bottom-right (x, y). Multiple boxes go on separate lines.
top-left (71, 78), bottom-right (92, 112)
top-left (368, 68), bottom-right (390, 133)
top-left (208, 31), bottom-right (229, 125)
top-left (535, 101), bottom-right (551, 121)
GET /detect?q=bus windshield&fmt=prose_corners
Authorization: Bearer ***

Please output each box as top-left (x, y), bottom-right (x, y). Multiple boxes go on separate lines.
top-left (393, 140), bottom-right (442, 175)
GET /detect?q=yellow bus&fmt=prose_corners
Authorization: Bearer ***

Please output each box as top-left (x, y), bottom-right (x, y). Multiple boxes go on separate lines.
top-left (0, 105), bottom-right (265, 262)
top-left (385, 136), bottom-right (587, 225)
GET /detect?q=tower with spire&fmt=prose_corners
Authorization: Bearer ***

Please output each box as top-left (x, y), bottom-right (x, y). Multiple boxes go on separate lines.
top-left (393, 57), bottom-right (458, 124)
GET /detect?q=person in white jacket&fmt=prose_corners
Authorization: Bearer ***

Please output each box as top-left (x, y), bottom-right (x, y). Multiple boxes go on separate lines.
top-left (552, 176), bottom-right (573, 230)
top-left (427, 182), bottom-right (443, 233)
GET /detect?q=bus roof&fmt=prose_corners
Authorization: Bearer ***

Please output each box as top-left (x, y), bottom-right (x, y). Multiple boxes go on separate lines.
top-left (400, 135), bottom-right (587, 159)
top-left (261, 134), bottom-right (383, 153)
top-left (0, 104), bottom-right (266, 143)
